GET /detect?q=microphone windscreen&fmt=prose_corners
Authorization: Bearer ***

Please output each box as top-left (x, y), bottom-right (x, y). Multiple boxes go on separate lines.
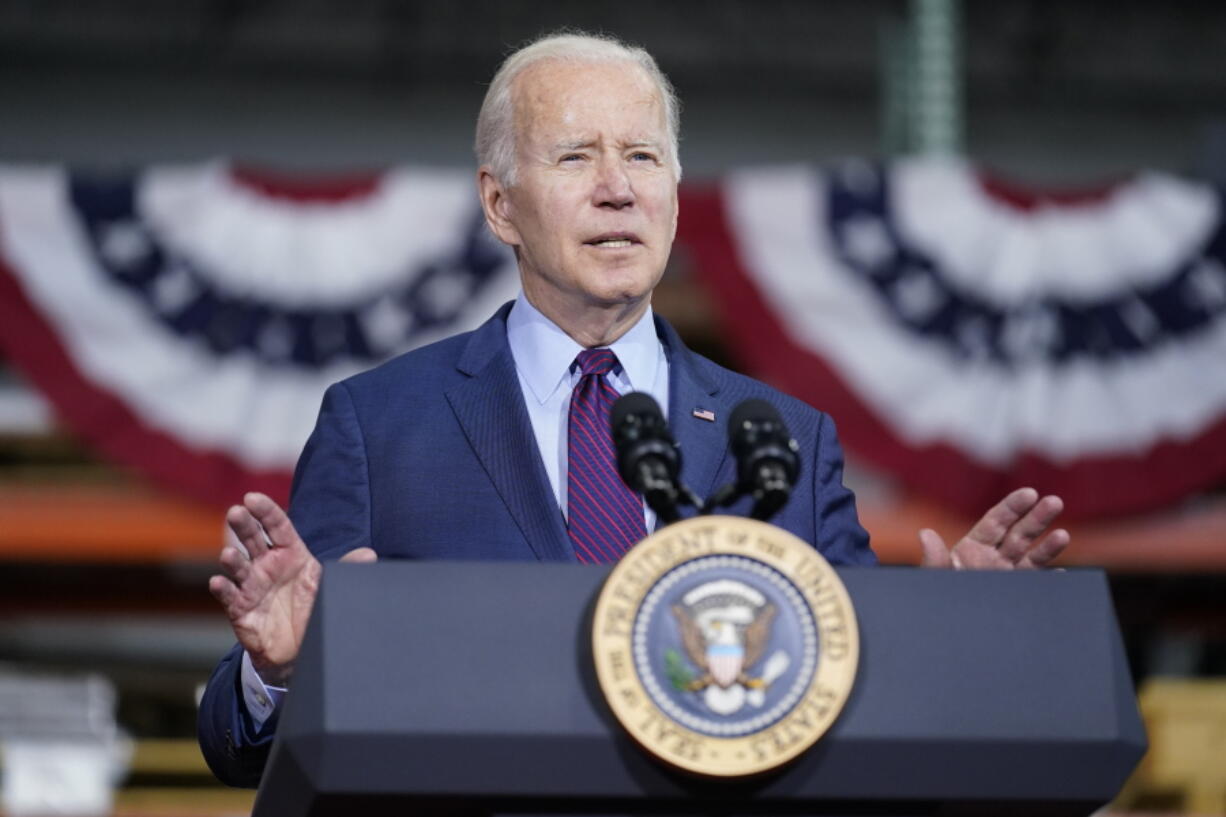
top-left (611, 391), bottom-right (665, 431)
top-left (728, 398), bottom-right (783, 440)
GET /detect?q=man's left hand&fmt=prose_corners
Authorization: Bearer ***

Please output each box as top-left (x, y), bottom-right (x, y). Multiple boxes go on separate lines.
top-left (919, 487), bottom-right (1069, 570)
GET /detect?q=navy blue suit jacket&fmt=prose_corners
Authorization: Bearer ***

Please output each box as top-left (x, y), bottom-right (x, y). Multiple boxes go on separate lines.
top-left (198, 302), bottom-right (875, 786)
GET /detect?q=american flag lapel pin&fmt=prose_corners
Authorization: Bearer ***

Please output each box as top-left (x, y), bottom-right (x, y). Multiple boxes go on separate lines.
top-left (692, 408), bottom-right (716, 422)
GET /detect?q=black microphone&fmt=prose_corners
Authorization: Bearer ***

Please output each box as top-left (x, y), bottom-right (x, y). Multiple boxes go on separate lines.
top-left (728, 399), bottom-right (800, 522)
top-left (610, 392), bottom-right (694, 525)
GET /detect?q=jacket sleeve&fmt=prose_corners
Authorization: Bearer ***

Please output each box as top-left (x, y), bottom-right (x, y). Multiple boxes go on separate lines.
top-left (288, 381), bottom-right (374, 560)
top-left (197, 381), bottom-right (372, 787)
top-left (196, 643), bottom-right (281, 788)
top-left (811, 411), bottom-right (878, 566)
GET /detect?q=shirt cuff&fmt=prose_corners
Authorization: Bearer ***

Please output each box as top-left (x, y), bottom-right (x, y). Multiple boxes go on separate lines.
top-left (240, 650), bottom-right (286, 731)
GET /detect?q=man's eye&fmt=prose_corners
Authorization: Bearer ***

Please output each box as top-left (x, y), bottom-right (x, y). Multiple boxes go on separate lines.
top-left (560, 154), bottom-right (585, 163)
top-left (631, 152), bottom-right (657, 162)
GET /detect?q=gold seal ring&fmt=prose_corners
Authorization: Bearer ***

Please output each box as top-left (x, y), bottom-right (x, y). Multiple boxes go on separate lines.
top-left (592, 516), bottom-right (859, 777)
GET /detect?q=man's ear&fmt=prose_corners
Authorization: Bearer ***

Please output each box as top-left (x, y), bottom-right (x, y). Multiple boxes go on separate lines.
top-left (477, 167), bottom-right (520, 247)
top-left (670, 189), bottom-right (680, 243)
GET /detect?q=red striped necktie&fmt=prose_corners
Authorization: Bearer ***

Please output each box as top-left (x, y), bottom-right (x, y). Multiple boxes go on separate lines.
top-left (566, 348), bottom-right (648, 563)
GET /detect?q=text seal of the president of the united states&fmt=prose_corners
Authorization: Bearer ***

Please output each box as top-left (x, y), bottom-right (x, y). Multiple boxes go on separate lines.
top-left (592, 516), bottom-right (859, 777)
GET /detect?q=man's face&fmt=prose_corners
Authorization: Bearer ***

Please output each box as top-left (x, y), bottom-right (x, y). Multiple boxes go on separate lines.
top-left (481, 59), bottom-right (679, 324)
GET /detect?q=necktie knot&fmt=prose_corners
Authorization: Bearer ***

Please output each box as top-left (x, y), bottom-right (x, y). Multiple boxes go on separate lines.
top-left (575, 348), bottom-right (618, 377)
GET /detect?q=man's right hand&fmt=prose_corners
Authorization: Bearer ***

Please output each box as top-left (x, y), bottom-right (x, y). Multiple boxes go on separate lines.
top-left (209, 492), bottom-right (376, 687)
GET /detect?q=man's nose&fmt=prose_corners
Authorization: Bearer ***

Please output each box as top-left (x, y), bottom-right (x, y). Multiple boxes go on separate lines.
top-left (593, 158), bottom-right (634, 208)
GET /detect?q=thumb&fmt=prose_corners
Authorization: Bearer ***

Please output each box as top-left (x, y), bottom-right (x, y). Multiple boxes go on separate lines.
top-left (339, 547), bottom-right (378, 563)
top-left (918, 528), bottom-right (953, 569)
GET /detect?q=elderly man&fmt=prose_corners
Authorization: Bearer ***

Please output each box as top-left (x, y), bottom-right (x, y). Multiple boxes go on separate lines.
top-left (198, 31), bottom-right (1068, 787)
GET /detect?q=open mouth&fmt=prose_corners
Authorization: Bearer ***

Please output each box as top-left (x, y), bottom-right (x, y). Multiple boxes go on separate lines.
top-left (585, 233), bottom-right (641, 249)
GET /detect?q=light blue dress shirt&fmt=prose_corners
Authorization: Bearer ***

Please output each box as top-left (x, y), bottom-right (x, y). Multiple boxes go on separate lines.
top-left (505, 294), bottom-right (670, 526)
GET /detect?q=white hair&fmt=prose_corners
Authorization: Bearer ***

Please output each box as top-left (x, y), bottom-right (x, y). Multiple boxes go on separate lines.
top-left (475, 30), bottom-right (682, 186)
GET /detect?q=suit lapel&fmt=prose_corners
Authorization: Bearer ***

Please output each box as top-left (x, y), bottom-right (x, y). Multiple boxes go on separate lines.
top-left (443, 307), bottom-right (727, 557)
top-left (656, 316), bottom-right (731, 511)
top-left (445, 306), bottom-right (572, 562)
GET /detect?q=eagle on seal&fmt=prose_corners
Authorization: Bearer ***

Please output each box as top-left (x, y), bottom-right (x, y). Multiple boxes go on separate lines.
top-left (671, 596), bottom-right (777, 691)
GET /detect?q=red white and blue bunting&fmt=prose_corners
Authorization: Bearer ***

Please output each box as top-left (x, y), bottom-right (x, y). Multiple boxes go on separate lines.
top-left (1, 160), bottom-right (1224, 518)
top-left (0, 163), bottom-right (519, 505)
top-left (684, 160), bottom-right (1226, 519)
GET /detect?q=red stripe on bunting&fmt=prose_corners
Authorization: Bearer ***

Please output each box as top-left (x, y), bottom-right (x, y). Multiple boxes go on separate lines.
top-left (677, 183), bottom-right (1226, 521)
top-left (976, 168), bottom-right (1128, 212)
top-left (229, 163), bottom-right (383, 203)
top-left (0, 233), bottom-right (292, 511)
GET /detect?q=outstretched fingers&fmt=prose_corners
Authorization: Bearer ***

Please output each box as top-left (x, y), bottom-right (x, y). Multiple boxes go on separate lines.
top-left (242, 492), bottom-right (305, 552)
top-left (997, 494), bottom-right (1064, 564)
top-left (208, 574), bottom-right (239, 608)
top-left (918, 528), bottom-right (954, 569)
top-left (953, 488), bottom-right (1070, 570)
top-left (961, 487), bottom-right (1040, 550)
top-left (1019, 527), bottom-right (1070, 569)
top-left (226, 504), bottom-right (271, 562)
top-left (209, 572), bottom-right (265, 625)
top-left (218, 543), bottom-right (252, 584)
top-left (922, 488), bottom-right (1072, 571)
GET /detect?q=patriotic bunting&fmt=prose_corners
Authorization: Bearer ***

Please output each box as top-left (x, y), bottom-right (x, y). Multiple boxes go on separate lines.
top-left (1, 159), bottom-right (1224, 519)
top-left (0, 163), bottom-right (519, 506)
top-left (683, 160), bottom-right (1226, 519)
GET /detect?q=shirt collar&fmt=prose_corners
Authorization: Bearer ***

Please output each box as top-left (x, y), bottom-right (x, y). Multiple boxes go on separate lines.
top-left (506, 294), bottom-right (661, 405)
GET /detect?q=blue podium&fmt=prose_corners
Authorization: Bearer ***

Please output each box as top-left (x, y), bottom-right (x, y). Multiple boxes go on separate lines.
top-left (252, 562), bottom-right (1145, 816)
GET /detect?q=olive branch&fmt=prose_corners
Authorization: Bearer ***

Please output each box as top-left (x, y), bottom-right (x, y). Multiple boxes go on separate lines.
top-left (664, 648), bottom-right (694, 691)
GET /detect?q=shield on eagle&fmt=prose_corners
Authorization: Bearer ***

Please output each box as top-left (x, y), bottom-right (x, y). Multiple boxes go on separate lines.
top-left (670, 579), bottom-right (780, 714)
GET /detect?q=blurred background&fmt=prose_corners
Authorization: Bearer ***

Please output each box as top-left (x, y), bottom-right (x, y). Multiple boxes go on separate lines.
top-left (0, 0), bottom-right (1223, 814)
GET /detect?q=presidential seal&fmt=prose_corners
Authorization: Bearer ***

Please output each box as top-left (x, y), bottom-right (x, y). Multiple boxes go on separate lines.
top-left (592, 516), bottom-right (858, 777)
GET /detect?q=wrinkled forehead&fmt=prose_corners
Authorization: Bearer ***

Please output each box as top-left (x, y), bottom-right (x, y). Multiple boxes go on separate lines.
top-left (510, 58), bottom-right (667, 145)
